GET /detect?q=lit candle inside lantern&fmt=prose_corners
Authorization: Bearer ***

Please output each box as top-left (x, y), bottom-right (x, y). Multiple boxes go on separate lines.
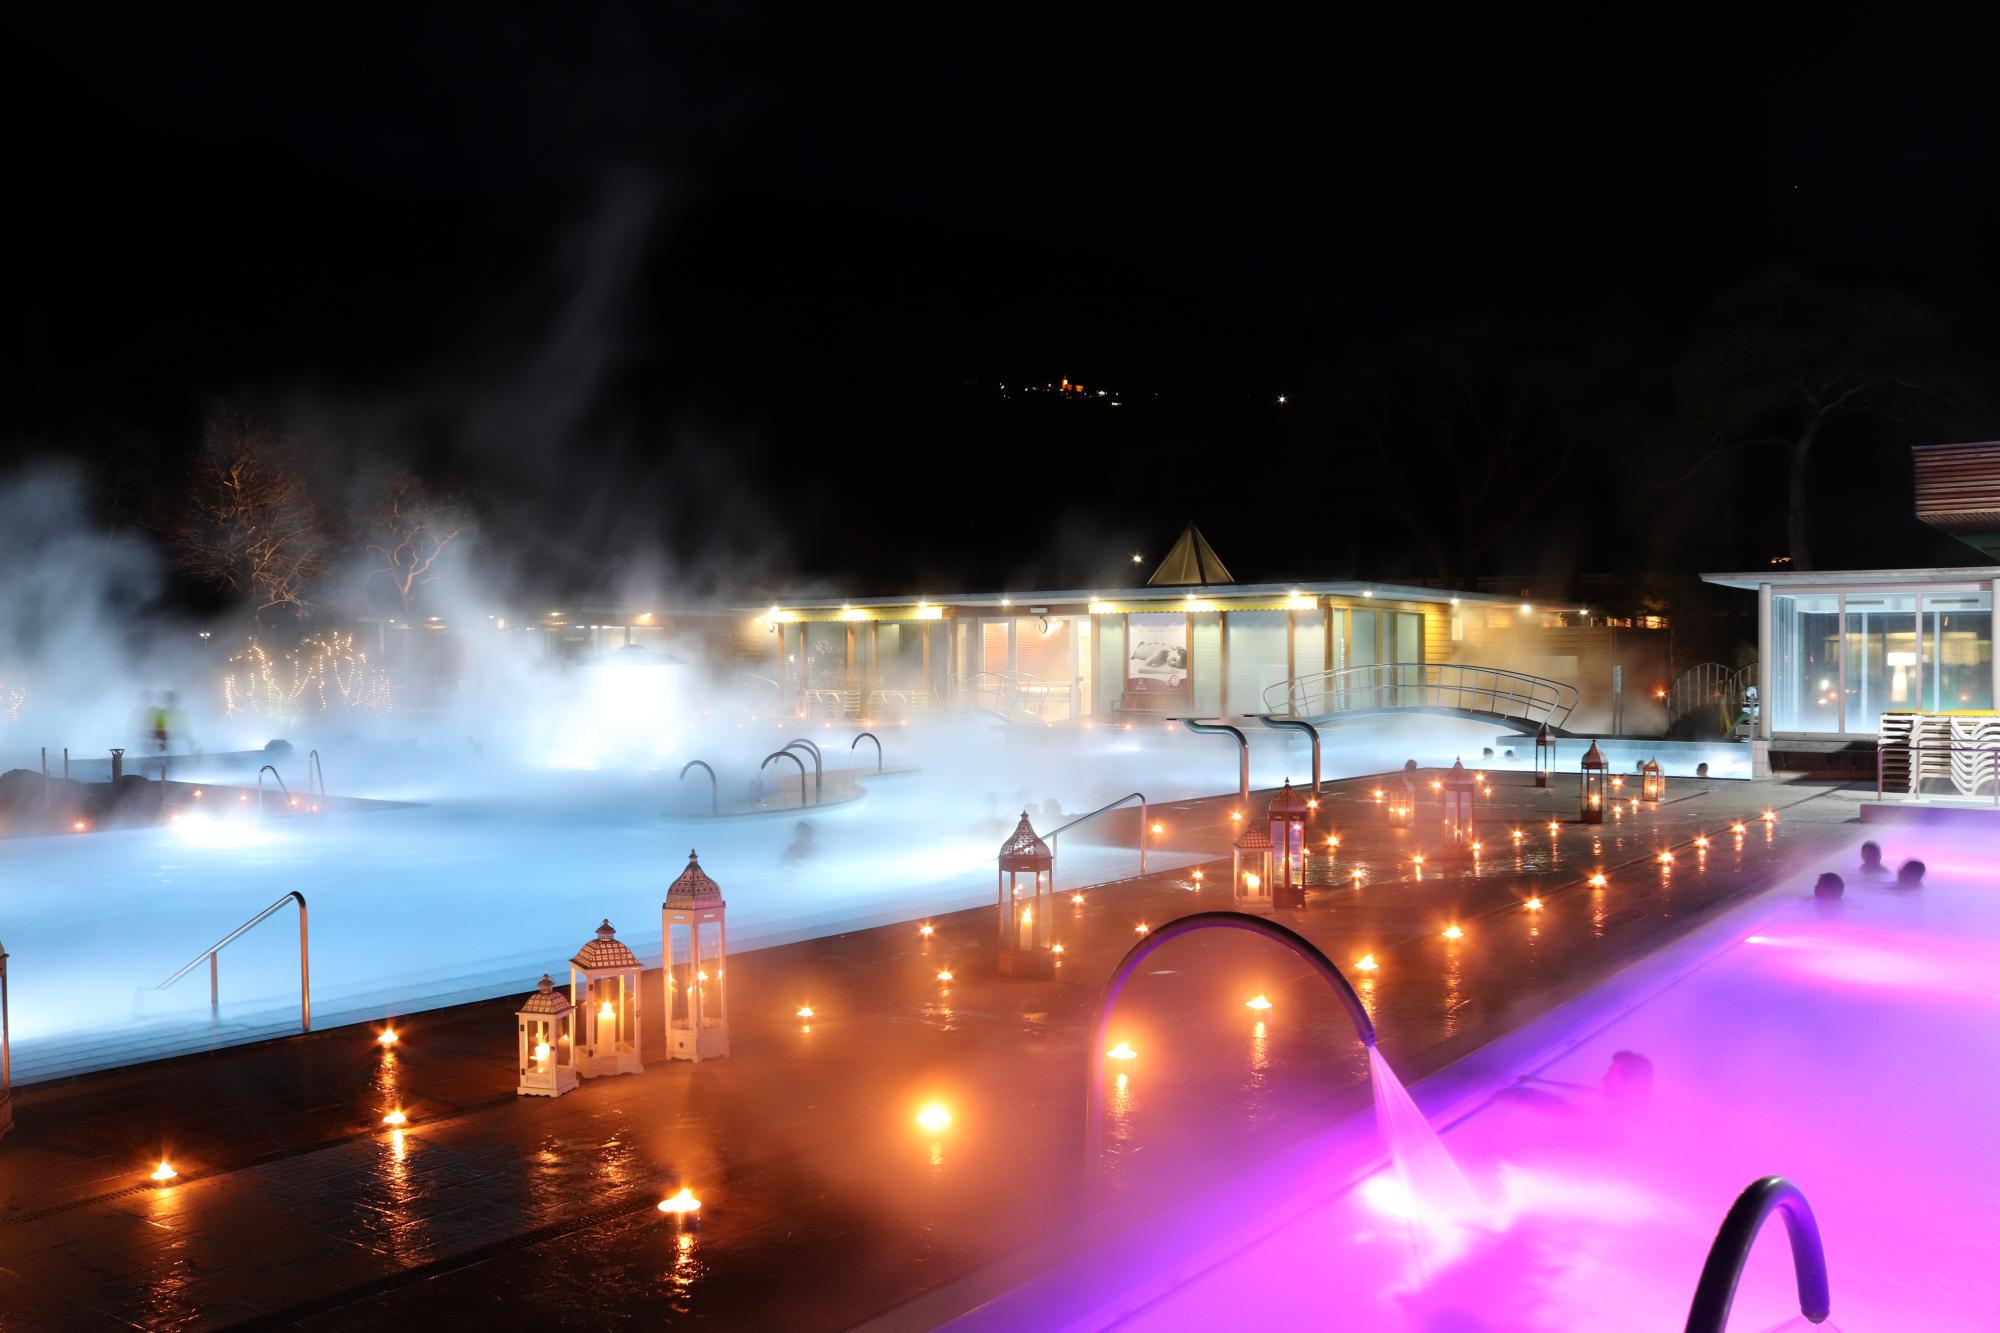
top-left (534, 1041), bottom-right (552, 1064)
top-left (598, 1000), bottom-right (616, 1023)
top-left (658, 1187), bottom-right (702, 1215)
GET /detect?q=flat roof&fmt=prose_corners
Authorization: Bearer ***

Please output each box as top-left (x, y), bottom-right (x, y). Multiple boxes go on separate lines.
top-left (1703, 565), bottom-right (2000, 591)
top-left (766, 579), bottom-right (1561, 612)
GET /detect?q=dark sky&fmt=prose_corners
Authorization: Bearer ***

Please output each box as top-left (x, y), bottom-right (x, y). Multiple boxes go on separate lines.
top-left (9, 7), bottom-right (2000, 600)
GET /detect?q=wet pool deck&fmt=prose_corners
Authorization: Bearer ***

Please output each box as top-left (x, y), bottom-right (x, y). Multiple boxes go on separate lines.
top-left (0, 768), bottom-right (1884, 1330)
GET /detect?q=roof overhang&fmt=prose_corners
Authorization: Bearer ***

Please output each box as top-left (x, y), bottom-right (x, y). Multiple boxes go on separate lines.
top-left (1703, 565), bottom-right (2000, 591)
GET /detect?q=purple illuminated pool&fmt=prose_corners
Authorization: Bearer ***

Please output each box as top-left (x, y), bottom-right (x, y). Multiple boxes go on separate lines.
top-left (939, 830), bottom-right (2000, 1331)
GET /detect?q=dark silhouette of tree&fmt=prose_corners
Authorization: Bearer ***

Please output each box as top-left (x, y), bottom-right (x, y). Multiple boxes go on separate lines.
top-left (168, 411), bottom-right (330, 628)
top-left (1668, 268), bottom-right (1973, 569)
top-left (1327, 326), bottom-right (1605, 582)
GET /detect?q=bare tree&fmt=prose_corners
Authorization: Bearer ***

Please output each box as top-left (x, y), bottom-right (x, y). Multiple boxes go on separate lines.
top-left (1667, 268), bottom-right (1972, 569)
top-left (366, 473), bottom-right (469, 612)
top-left (1330, 327), bottom-right (1601, 582)
top-left (170, 412), bottom-right (329, 627)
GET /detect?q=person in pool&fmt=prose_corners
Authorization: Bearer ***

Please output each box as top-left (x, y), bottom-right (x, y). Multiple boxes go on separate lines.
top-left (1895, 858), bottom-right (1926, 889)
top-left (1813, 872), bottom-right (1844, 903)
top-left (1857, 841), bottom-right (1888, 878)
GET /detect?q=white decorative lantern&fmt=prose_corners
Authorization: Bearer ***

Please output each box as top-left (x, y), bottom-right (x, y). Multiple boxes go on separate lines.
top-left (1641, 756), bottom-right (1665, 803)
top-left (516, 973), bottom-right (577, 1097)
top-left (1233, 824), bottom-right (1275, 915)
top-left (996, 812), bottom-right (1053, 976)
top-left (570, 919), bottom-right (643, 1078)
top-left (1266, 781), bottom-right (1308, 908)
top-left (1443, 758), bottom-right (1477, 855)
top-left (663, 850), bottom-right (729, 1062)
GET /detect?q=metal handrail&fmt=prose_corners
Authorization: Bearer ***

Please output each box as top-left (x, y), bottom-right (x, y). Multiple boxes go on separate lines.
top-left (158, 891), bottom-right (310, 1032)
top-left (1, 935), bottom-right (11, 1139)
top-left (1044, 791), bottom-right (1148, 887)
top-left (678, 759), bottom-right (718, 814)
top-left (1177, 718), bottom-right (1250, 801)
top-left (950, 670), bottom-right (1050, 722)
top-left (1252, 715), bottom-right (1321, 792)
top-left (307, 749), bottom-right (326, 809)
top-left (256, 764), bottom-right (292, 814)
top-left (851, 731), bottom-right (882, 772)
top-left (1261, 662), bottom-right (1580, 731)
top-left (760, 750), bottom-right (810, 807)
top-left (1085, 912), bottom-right (1375, 1168)
top-left (1684, 1176), bottom-right (1830, 1332)
top-left (783, 738), bottom-right (824, 803)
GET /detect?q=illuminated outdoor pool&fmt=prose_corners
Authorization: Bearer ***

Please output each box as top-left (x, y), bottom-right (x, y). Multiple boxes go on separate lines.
top-left (940, 829), bottom-right (1999, 1331)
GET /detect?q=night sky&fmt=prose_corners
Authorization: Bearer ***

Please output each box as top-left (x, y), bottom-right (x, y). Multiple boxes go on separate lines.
top-left (10, 8), bottom-right (2000, 603)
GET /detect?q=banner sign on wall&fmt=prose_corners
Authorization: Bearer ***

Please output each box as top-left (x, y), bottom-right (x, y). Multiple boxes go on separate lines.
top-left (1126, 613), bottom-right (1188, 693)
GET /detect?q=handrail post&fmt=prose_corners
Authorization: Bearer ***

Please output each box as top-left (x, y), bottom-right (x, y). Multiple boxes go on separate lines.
top-left (851, 731), bottom-right (883, 772)
top-left (678, 759), bottom-right (719, 814)
top-left (1140, 796), bottom-right (1148, 878)
top-left (298, 892), bottom-right (310, 1032)
top-left (1178, 718), bottom-right (1250, 802)
top-left (1252, 716), bottom-right (1321, 792)
top-left (209, 952), bottom-right (218, 1010)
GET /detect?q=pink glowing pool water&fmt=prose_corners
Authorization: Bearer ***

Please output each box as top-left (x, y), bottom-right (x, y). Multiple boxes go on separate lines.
top-left (938, 831), bottom-right (2000, 1331)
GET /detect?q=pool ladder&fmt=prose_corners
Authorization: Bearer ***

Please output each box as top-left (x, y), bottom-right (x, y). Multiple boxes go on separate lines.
top-left (157, 891), bottom-right (311, 1033)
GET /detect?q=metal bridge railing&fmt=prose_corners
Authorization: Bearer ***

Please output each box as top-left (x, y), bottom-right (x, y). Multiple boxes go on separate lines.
top-left (1261, 663), bottom-right (1580, 731)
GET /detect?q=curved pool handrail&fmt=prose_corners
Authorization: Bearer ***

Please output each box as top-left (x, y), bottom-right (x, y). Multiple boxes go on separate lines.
top-left (678, 759), bottom-right (718, 815)
top-left (782, 739), bottom-right (824, 803)
top-left (850, 731), bottom-right (883, 772)
top-left (1085, 911), bottom-right (1375, 1166)
top-left (256, 764), bottom-right (292, 814)
top-left (1684, 1176), bottom-right (1831, 1332)
top-left (760, 750), bottom-right (810, 808)
top-left (1175, 718), bottom-right (1250, 801)
top-left (306, 749), bottom-right (326, 809)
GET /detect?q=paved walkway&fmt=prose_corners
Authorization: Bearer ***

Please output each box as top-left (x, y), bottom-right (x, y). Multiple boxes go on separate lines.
top-left (0, 769), bottom-right (1878, 1329)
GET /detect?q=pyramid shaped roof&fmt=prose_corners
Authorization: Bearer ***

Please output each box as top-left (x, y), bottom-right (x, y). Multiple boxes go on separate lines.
top-left (1146, 522), bottom-right (1236, 586)
top-left (571, 919), bottom-right (640, 971)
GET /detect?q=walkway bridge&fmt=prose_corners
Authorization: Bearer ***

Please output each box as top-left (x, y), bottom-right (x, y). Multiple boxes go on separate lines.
top-left (1260, 662), bottom-right (1579, 734)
